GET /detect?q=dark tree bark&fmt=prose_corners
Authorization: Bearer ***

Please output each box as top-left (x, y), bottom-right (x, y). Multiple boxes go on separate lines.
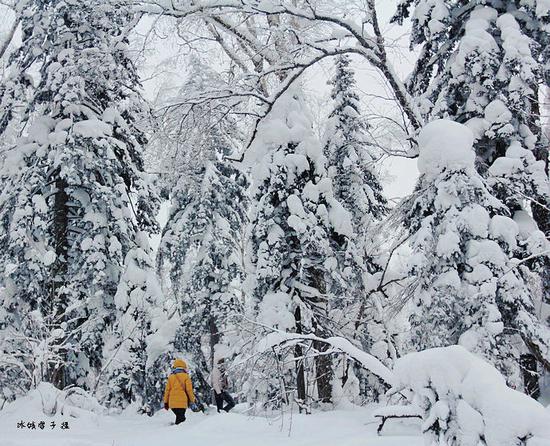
top-left (522, 85), bottom-right (550, 383)
top-left (531, 85), bottom-right (549, 263)
top-left (532, 137), bottom-right (550, 308)
top-left (312, 336), bottom-right (332, 403)
top-left (520, 353), bottom-right (541, 399)
top-left (294, 306), bottom-right (306, 410)
top-left (308, 267), bottom-right (333, 404)
top-left (48, 177), bottom-right (69, 389)
top-left (209, 316), bottom-right (220, 367)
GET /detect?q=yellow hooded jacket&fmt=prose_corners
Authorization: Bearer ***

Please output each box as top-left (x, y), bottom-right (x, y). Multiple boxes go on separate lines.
top-left (163, 359), bottom-right (196, 409)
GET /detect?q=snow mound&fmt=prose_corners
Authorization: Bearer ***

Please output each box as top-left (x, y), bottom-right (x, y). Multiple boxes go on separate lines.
top-left (417, 119), bottom-right (475, 178)
top-left (4, 383), bottom-right (106, 418)
top-left (389, 346), bottom-right (550, 446)
top-left (72, 119), bottom-right (112, 138)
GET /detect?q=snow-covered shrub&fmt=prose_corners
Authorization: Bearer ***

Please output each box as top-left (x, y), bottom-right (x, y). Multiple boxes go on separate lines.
top-left (61, 387), bottom-right (106, 417)
top-left (4, 383), bottom-right (107, 418)
top-left (389, 345), bottom-right (550, 446)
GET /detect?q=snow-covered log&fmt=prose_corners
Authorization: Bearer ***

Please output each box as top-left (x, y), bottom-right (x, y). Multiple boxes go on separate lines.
top-left (373, 404), bottom-right (422, 435)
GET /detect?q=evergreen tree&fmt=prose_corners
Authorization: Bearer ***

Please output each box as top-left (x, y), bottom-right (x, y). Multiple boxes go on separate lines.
top-left (404, 119), bottom-right (550, 388)
top-left (100, 232), bottom-right (168, 414)
top-left (245, 89), bottom-right (354, 408)
top-left (158, 151), bottom-right (248, 400)
top-left (323, 54), bottom-right (390, 401)
top-left (393, 1), bottom-right (548, 206)
top-left (325, 55), bottom-right (388, 246)
top-left (0, 0), bottom-right (160, 400)
top-left (157, 56), bottom-right (249, 401)
top-left (393, 0), bottom-right (550, 382)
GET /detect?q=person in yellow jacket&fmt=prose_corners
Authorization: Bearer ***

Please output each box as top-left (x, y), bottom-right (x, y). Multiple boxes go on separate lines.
top-left (163, 359), bottom-right (197, 424)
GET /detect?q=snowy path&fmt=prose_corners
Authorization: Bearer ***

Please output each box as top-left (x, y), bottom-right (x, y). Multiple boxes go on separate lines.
top-left (2, 404), bottom-right (422, 446)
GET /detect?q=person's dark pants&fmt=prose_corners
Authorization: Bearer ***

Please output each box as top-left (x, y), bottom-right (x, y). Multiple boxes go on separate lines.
top-left (214, 391), bottom-right (235, 412)
top-left (172, 408), bottom-right (186, 424)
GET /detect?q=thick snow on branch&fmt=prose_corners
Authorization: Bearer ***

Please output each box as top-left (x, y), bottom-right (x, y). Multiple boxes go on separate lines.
top-left (4, 382), bottom-right (106, 418)
top-left (417, 119), bottom-right (475, 179)
top-left (255, 330), bottom-right (396, 386)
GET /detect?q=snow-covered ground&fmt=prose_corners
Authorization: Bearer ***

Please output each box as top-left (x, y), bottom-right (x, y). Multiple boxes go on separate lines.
top-left (4, 345), bottom-right (550, 446)
top-left (2, 400), bottom-right (422, 446)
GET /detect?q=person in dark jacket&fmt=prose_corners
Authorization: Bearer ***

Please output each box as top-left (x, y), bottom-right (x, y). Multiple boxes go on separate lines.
top-left (164, 359), bottom-right (197, 424)
top-left (211, 357), bottom-right (235, 413)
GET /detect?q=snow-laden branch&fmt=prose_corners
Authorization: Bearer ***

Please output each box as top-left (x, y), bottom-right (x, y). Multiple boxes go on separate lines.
top-left (254, 330), bottom-right (396, 386)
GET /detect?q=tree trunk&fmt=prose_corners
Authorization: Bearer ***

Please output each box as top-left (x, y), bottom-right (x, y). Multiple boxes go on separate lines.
top-left (48, 177), bottom-right (69, 389)
top-left (532, 141), bottom-right (550, 307)
top-left (531, 85), bottom-right (550, 306)
top-left (294, 306), bottom-right (307, 410)
top-left (522, 85), bottom-right (550, 374)
top-left (313, 337), bottom-right (332, 403)
top-left (520, 353), bottom-right (541, 399)
top-left (208, 316), bottom-right (220, 406)
top-left (308, 267), bottom-right (333, 404)
top-left (209, 316), bottom-right (220, 367)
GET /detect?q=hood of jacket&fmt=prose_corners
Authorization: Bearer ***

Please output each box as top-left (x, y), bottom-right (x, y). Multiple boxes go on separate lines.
top-left (172, 359), bottom-right (188, 370)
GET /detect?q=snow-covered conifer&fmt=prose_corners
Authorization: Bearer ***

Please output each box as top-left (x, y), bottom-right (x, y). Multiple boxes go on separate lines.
top-left (157, 57), bottom-right (249, 401)
top-left (100, 232), bottom-right (169, 414)
top-left (245, 89), bottom-right (355, 407)
top-left (158, 154), bottom-right (248, 399)
top-left (394, 2), bottom-right (548, 206)
top-left (323, 54), bottom-right (390, 401)
top-left (404, 119), bottom-right (550, 387)
top-left (394, 1), bottom-right (550, 384)
top-left (0, 0), bottom-right (160, 399)
top-left (325, 55), bottom-right (388, 243)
